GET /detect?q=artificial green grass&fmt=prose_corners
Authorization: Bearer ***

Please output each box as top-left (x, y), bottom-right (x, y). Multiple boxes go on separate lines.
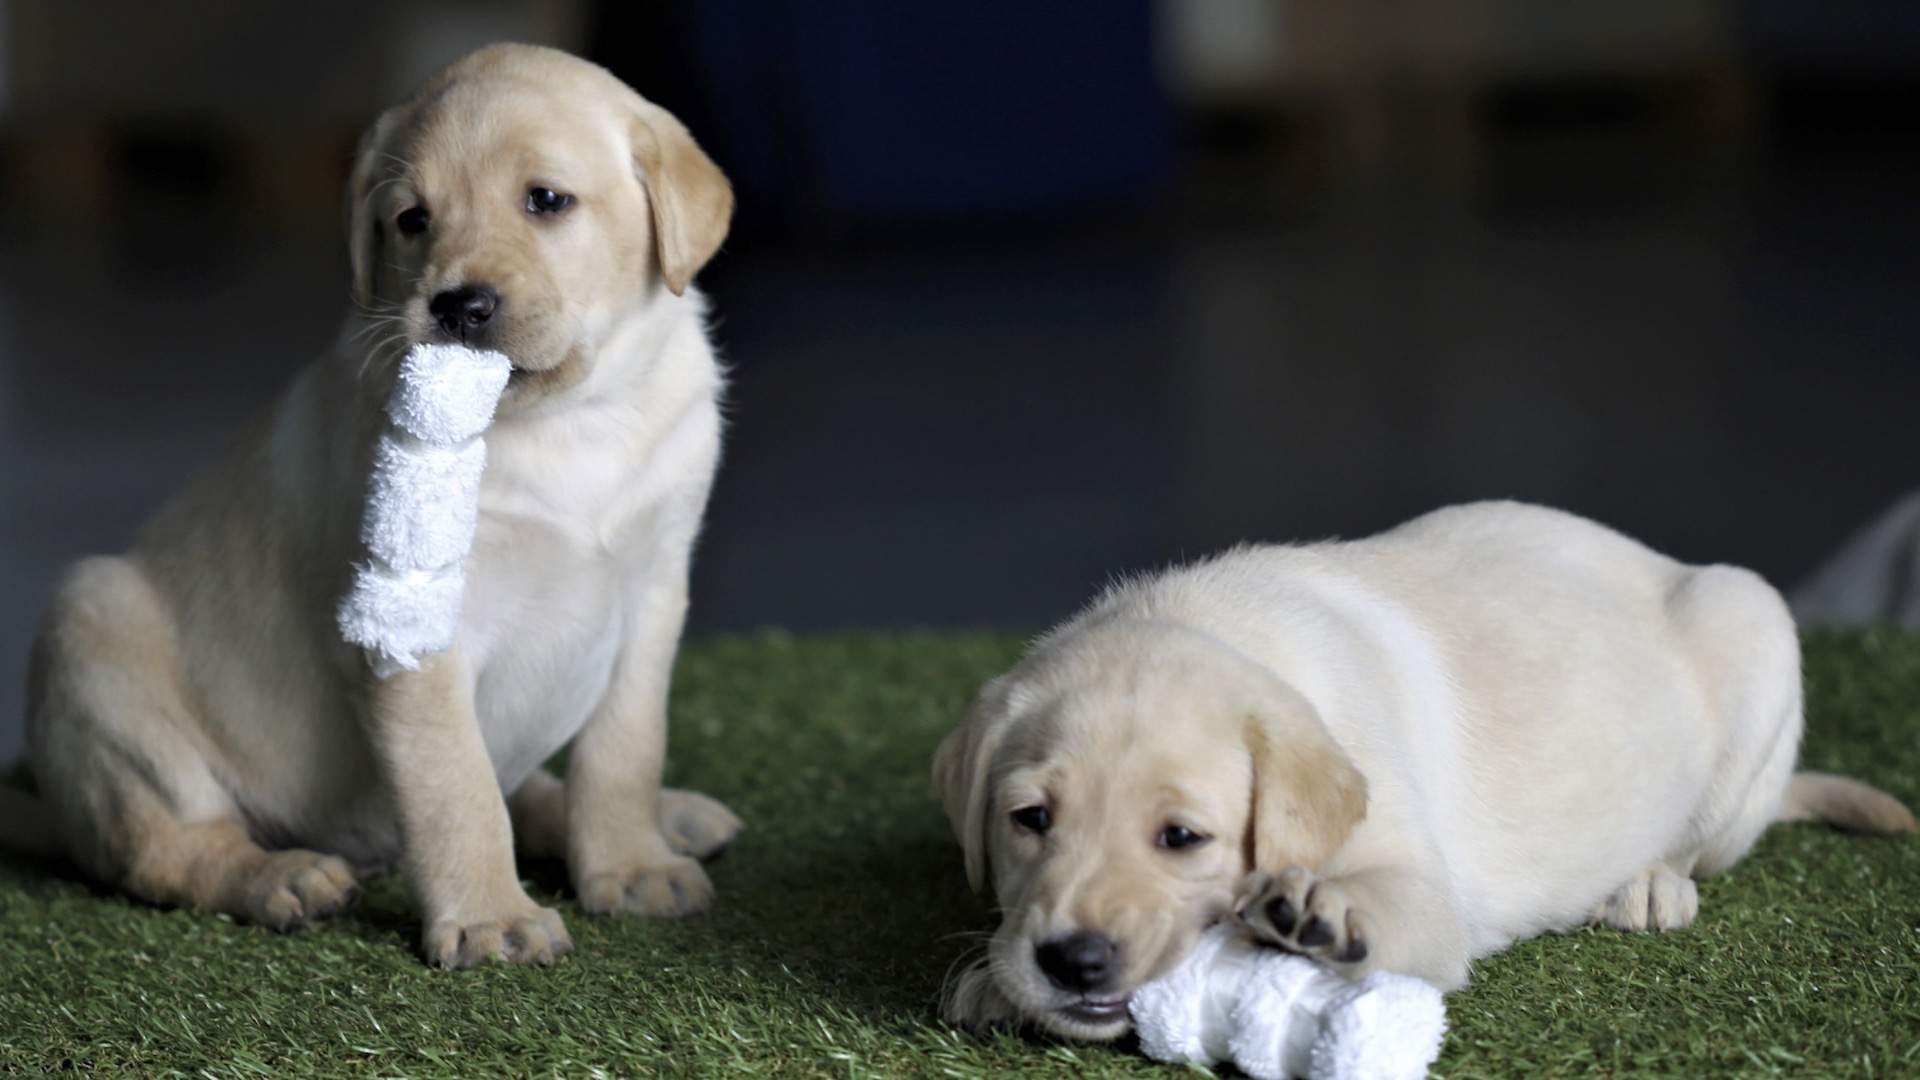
top-left (1, 629), bottom-right (1917, 1078)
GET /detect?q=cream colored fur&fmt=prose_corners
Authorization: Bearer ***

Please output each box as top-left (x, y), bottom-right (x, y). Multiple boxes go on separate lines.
top-left (15, 44), bottom-right (743, 967)
top-left (935, 501), bottom-right (1913, 1040)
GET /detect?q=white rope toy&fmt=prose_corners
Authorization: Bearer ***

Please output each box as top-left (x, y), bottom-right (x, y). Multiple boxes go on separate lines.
top-left (1129, 925), bottom-right (1447, 1080)
top-left (337, 343), bottom-right (512, 677)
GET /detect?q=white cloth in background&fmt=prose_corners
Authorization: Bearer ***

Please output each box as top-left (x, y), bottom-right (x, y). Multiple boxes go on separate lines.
top-left (1793, 490), bottom-right (1920, 630)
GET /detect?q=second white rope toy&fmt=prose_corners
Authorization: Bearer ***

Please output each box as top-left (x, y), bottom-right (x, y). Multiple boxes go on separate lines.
top-left (1128, 925), bottom-right (1448, 1080)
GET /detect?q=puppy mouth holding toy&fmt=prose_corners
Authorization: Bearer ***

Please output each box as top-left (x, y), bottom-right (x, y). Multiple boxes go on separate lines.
top-left (1016, 921), bottom-right (1192, 1041)
top-left (948, 910), bottom-right (1221, 1042)
top-left (933, 813), bottom-right (1235, 1042)
top-left (934, 787), bottom-right (1244, 1042)
top-left (973, 901), bottom-right (1302, 1040)
top-left (397, 290), bottom-right (574, 401)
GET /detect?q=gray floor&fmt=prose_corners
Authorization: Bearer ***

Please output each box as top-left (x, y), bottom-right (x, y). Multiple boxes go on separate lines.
top-left (3, 137), bottom-right (1916, 760)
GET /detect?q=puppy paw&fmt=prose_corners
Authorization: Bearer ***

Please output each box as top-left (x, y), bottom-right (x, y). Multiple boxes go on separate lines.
top-left (1236, 866), bottom-right (1374, 968)
top-left (659, 788), bottom-right (744, 860)
top-left (236, 849), bottom-right (360, 931)
top-left (425, 899), bottom-right (573, 969)
top-left (577, 854), bottom-right (714, 917)
top-left (1590, 863), bottom-right (1698, 932)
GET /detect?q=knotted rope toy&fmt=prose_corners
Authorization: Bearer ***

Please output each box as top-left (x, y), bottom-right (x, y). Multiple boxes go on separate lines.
top-left (336, 343), bottom-right (512, 677)
top-left (1129, 925), bottom-right (1447, 1080)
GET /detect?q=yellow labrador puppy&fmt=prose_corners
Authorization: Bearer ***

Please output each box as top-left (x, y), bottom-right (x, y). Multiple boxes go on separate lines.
top-left (7, 44), bottom-right (742, 967)
top-left (936, 501), bottom-right (1913, 1039)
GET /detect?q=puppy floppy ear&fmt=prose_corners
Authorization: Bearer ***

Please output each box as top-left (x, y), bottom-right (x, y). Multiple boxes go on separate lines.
top-left (1244, 681), bottom-right (1368, 871)
top-left (629, 100), bottom-right (733, 296)
top-left (932, 676), bottom-right (1024, 892)
top-left (344, 107), bottom-right (402, 308)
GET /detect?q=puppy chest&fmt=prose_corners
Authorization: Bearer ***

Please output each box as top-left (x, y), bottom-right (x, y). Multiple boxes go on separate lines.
top-left (462, 545), bottom-right (628, 788)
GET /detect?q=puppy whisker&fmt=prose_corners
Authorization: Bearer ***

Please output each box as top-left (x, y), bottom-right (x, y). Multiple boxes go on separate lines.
top-left (936, 949), bottom-right (994, 1024)
top-left (346, 316), bottom-right (409, 347)
top-left (355, 330), bottom-right (413, 381)
top-left (347, 295), bottom-right (400, 314)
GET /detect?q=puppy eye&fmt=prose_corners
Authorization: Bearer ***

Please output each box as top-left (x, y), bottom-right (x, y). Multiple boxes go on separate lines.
top-left (1157, 824), bottom-right (1209, 851)
top-left (526, 187), bottom-right (574, 215)
top-left (396, 206), bottom-right (430, 236)
top-left (1010, 805), bottom-right (1051, 834)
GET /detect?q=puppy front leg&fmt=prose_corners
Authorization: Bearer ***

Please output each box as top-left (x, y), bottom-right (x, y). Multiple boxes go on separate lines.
top-left (367, 650), bottom-right (572, 967)
top-left (567, 582), bottom-right (738, 917)
top-left (1236, 862), bottom-right (1469, 990)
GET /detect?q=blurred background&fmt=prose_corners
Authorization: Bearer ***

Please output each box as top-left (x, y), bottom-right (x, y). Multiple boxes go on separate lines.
top-left (2, 1), bottom-right (1916, 758)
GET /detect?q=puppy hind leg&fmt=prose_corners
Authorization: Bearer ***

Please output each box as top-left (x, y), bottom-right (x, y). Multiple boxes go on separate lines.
top-left (28, 555), bottom-right (358, 929)
top-left (1692, 696), bottom-right (1803, 878)
top-left (1590, 861), bottom-right (1698, 933)
top-left (510, 768), bottom-right (740, 862)
top-left (65, 747), bottom-right (359, 932)
top-left (508, 769), bottom-right (568, 860)
top-left (657, 787), bottom-right (743, 860)
top-left (1666, 564), bottom-right (1804, 878)
top-left (124, 810), bottom-right (359, 930)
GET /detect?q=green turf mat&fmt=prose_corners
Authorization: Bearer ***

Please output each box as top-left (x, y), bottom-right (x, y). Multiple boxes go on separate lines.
top-left (2, 630), bottom-right (1916, 1077)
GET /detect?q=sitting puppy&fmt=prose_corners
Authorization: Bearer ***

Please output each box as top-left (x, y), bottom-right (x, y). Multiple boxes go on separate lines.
top-left (935, 501), bottom-right (1914, 1039)
top-left (8, 44), bottom-right (742, 967)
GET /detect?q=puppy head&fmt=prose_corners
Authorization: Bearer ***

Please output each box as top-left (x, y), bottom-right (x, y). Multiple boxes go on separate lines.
top-left (344, 43), bottom-right (731, 409)
top-left (933, 620), bottom-right (1366, 1041)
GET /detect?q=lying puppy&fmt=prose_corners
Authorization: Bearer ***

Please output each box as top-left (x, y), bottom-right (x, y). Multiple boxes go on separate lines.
top-left (935, 501), bottom-right (1914, 1039)
top-left (7, 43), bottom-right (742, 967)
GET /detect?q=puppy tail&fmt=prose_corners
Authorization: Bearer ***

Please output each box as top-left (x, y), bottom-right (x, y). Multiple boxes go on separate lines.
top-left (1778, 771), bottom-right (1917, 835)
top-left (0, 782), bottom-right (65, 861)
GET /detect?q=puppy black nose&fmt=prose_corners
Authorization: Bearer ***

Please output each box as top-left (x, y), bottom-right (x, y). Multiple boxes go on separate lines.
top-left (430, 284), bottom-right (499, 337)
top-left (1034, 931), bottom-right (1116, 993)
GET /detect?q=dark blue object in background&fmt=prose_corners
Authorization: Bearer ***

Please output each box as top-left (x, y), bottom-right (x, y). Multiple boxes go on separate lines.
top-left (603, 3), bottom-right (1170, 228)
